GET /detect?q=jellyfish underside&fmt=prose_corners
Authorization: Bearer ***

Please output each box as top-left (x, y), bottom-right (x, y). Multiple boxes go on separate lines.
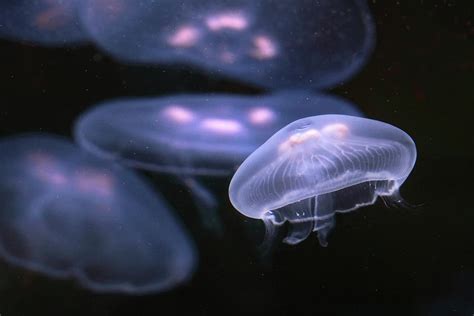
top-left (262, 179), bottom-right (407, 247)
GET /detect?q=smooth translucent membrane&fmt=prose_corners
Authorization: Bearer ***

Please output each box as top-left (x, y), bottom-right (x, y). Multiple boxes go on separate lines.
top-left (79, 0), bottom-right (375, 89)
top-left (229, 115), bottom-right (417, 247)
top-left (74, 91), bottom-right (363, 233)
top-left (74, 91), bottom-right (363, 176)
top-left (0, 0), bottom-right (87, 45)
top-left (0, 134), bottom-right (196, 294)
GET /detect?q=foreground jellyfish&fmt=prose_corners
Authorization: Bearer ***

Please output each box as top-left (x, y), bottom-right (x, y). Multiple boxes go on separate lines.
top-left (0, 134), bottom-right (196, 294)
top-left (229, 115), bottom-right (416, 247)
top-left (0, 0), bottom-right (86, 45)
top-left (79, 0), bottom-right (375, 89)
top-left (74, 91), bottom-right (363, 232)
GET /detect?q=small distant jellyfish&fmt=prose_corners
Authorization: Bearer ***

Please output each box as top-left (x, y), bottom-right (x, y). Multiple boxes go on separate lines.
top-left (0, 0), bottom-right (87, 45)
top-left (74, 91), bottom-right (363, 232)
top-left (229, 115), bottom-right (417, 247)
top-left (78, 0), bottom-right (375, 89)
top-left (0, 134), bottom-right (196, 294)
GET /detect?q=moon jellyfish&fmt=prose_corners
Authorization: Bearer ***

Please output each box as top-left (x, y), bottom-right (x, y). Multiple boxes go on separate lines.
top-left (74, 91), bottom-right (363, 232)
top-left (229, 115), bottom-right (416, 247)
top-left (0, 0), bottom-right (86, 45)
top-left (0, 134), bottom-right (196, 294)
top-left (79, 0), bottom-right (375, 89)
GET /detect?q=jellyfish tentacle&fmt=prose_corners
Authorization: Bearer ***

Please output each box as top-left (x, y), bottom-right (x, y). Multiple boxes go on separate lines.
top-left (282, 197), bottom-right (314, 245)
top-left (259, 211), bottom-right (282, 255)
top-left (283, 221), bottom-right (314, 245)
top-left (382, 190), bottom-right (423, 209)
top-left (312, 195), bottom-right (335, 247)
top-left (314, 216), bottom-right (335, 247)
top-left (183, 177), bottom-right (222, 235)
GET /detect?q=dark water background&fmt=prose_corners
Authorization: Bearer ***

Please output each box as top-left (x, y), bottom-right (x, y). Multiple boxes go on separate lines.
top-left (0, 1), bottom-right (473, 315)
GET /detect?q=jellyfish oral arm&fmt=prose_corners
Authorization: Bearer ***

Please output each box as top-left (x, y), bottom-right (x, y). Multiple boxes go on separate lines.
top-left (260, 196), bottom-right (335, 248)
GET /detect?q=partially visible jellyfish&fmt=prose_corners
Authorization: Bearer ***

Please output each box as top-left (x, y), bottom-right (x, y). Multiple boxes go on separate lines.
top-left (0, 0), bottom-right (86, 45)
top-left (0, 134), bottom-right (196, 294)
top-left (229, 115), bottom-right (416, 247)
top-left (78, 0), bottom-right (375, 89)
top-left (74, 91), bottom-right (363, 232)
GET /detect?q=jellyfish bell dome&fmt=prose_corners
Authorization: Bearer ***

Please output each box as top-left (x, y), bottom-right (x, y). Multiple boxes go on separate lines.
top-left (229, 115), bottom-right (417, 247)
top-left (78, 0), bottom-right (375, 89)
top-left (0, 134), bottom-right (196, 294)
top-left (74, 91), bottom-right (363, 177)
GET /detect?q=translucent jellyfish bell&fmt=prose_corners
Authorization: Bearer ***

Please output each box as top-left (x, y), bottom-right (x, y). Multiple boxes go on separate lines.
top-left (78, 0), bottom-right (375, 89)
top-left (74, 91), bottom-right (363, 232)
top-left (0, 134), bottom-right (196, 294)
top-left (0, 0), bottom-right (87, 45)
top-left (229, 115), bottom-right (417, 247)
top-left (74, 91), bottom-right (363, 176)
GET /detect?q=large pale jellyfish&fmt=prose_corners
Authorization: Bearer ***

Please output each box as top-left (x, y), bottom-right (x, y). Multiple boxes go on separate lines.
top-left (229, 115), bottom-right (417, 247)
top-left (0, 134), bottom-right (196, 294)
top-left (74, 91), bottom-right (363, 232)
top-left (78, 0), bottom-right (375, 89)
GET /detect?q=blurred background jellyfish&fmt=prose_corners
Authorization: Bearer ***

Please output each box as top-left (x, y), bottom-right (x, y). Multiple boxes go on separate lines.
top-left (0, 0), bottom-right (87, 45)
top-left (78, 0), bottom-right (375, 89)
top-left (0, 134), bottom-right (196, 294)
top-left (74, 91), bottom-right (363, 233)
top-left (229, 115), bottom-right (416, 247)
